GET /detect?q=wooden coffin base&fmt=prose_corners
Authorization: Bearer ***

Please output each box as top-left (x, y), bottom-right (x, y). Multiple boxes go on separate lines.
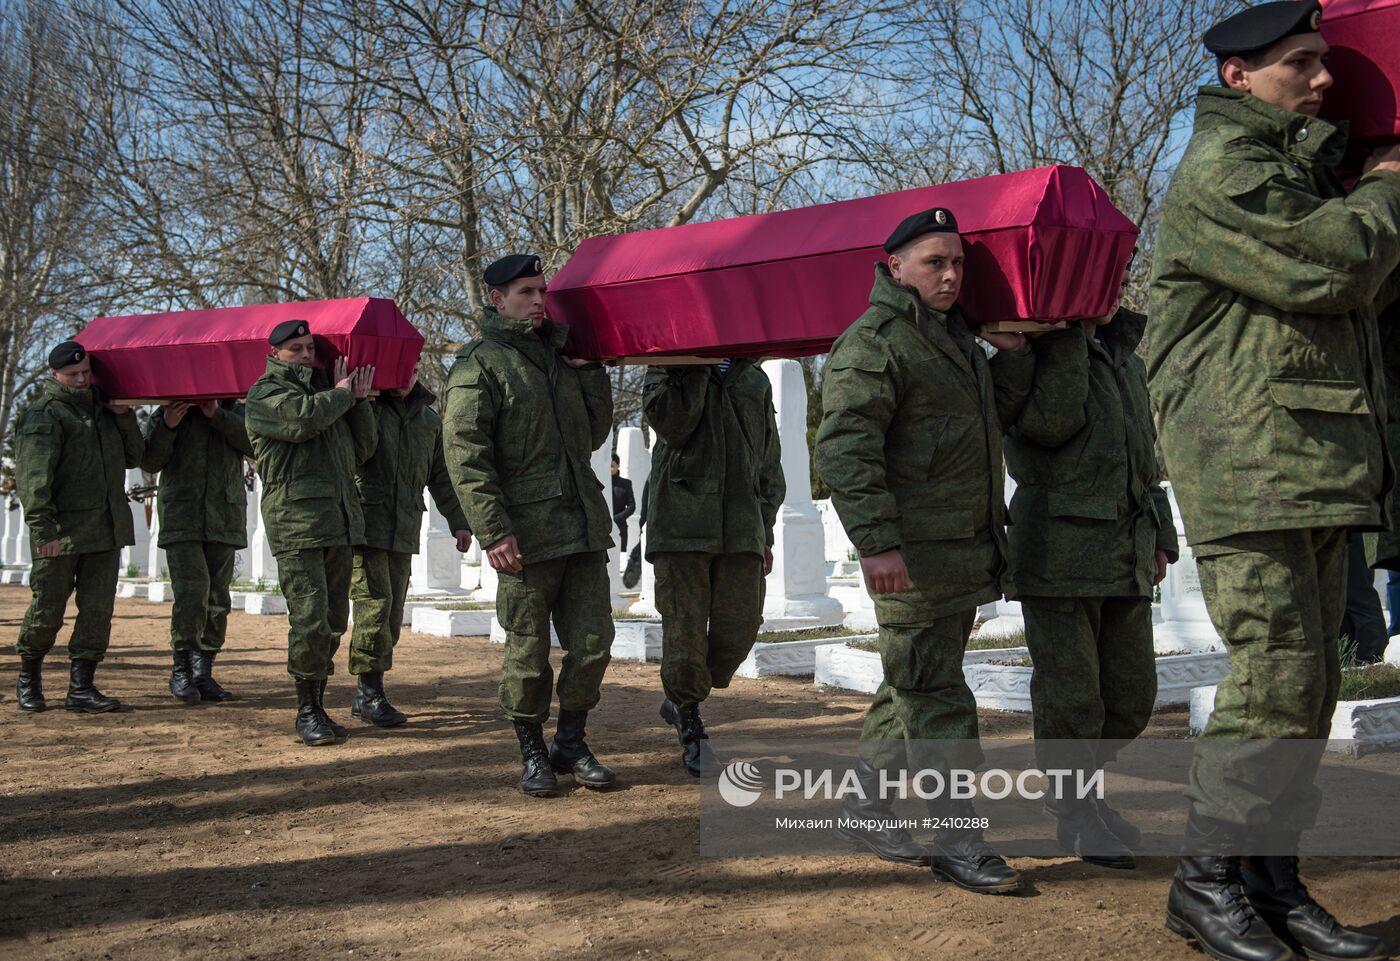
top-left (980, 320), bottom-right (1065, 334)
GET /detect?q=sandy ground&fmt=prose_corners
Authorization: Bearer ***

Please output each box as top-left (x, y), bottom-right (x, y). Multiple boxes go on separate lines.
top-left (0, 587), bottom-right (1397, 961)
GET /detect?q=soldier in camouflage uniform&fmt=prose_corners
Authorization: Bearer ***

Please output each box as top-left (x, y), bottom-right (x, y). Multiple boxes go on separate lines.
top-left (1004, 301), bottom-right (1178, 870)
top-left (244, 320), bottom-right (378, 746)
top-left (643, 359), bottom-right (784, 776)
top-left (815, 208), bottom-right (1034, 893)
top-left (141, 399), bottom-right (253, 703)
top-left (1149, 5), bottom-right (1400, 960)
top-left (350, 371), bottom-right (471, 727)
top-left (13, 341), bottom-right (145, 714)
top-left (444, 254), bottom-right (617, 798)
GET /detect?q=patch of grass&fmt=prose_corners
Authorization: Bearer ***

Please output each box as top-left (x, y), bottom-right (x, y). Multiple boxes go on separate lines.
top-left (757, 626), bottom-right (865, 644)
top-left (1339, 662), bottom-right (1400, 701)
top-left (432, 602), bottom-right (494, 611)
top-left (613, 611), bottom-right (658, 620)
top-left (968, 630), bottom-right (1026, 651)
top-left (989, 656), bottom-right (1033, 667)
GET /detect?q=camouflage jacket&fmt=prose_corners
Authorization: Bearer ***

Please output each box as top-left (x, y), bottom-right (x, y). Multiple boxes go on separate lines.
top-left (244, 358), bottom-right (378, 554)
top-left (443, 309), bottom-right (614, 565)
top-left (1148, 87), bottom-right (1400, 545)
top-left (1369, 300), bottom-right (1400, 570)
top-left (815, 264), bottom-right (1035, 620)
top-left (141, 402), bottom-right (253, 548)
top-left (14, 380), bottom-right (145, 553)
top-left (642, 360), bottom-right (784, 559)
top-left (358, 383), bottom-right (470, 554)
top-left (1004, 311), bottom-right (1179, 598)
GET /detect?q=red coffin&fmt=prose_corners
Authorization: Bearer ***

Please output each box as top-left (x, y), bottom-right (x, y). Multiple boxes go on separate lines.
top-left (1321, 0), bottom-right (1400, 146)
top-left (549, 165), bottom-right (1139, 360)
top-left (76, 298), bottom-right (424, 401)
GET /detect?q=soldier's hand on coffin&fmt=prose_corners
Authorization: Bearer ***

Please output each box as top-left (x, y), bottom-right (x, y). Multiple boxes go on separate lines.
top-left (486, 533), bottom-right (524, 573)
top-left (104, 402), bottom-right (130, 415)
top-left (454, 530), bottom-right (472, 552)
top-left (860, 548), bottom-right (914, 594)
top-left (978, 330), bottom-right (1028, 352)
top-left (37, 540), bottom-right (62, 558)
top-left (1363, 142), bottom-right (1400, 175)
top-left (163, 401), bottom-right (191, 428)
top-left (334, 358), bottom-right (352, 390)
top-left (763, 545), bottom-right (774, 577)
top-left (350, 366), bottom-right (375, 398)
top-left (559, 355), bottom-right (597, 369)
top-left (1153, 548), bottom-right (1170, 587)
top-left (197, 400), bottom-right (219, 418)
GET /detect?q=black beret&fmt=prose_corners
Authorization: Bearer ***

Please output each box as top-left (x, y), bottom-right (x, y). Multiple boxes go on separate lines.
top-left (269, 319), bottom-right (311, 347)
top-left (883, 207), bottom-right (959, 255)
top-left (1204, 1), bottom-right (1322, 57)
top-left (484, 254), bottom-right (544, 287)
top-left (48, 340), bottom-right (86, 370)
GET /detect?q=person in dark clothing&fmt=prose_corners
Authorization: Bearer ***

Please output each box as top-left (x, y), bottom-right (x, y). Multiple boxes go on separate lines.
top-left (1341, 534), bottom-right (1389, 664)
top-left (610, 454), bottom-right (636, 553)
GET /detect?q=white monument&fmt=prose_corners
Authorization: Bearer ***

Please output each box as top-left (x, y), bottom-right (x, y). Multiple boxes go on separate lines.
top-left (249, 476), bottom-right (278, 585)
top-left (616, 425), bottom-right (650, 574)
top-left (411, 493), bottom-right (466, 594)
top-left (146, 500), bottom-right (167, 579)
top-left (760, 359), bottom-right (844, 628)
top-left (120, 468), bottom-right (150, 576)
top-left (590, 427), bottom-right (630, 612)
top-left (1153, 483), bottom-right (1220, 652)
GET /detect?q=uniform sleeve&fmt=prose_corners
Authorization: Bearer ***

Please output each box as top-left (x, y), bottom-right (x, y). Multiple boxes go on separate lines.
top-left (1151, 484), bottom-right (1181, 562)
top-left (427, 421), bottom-right (471, 534)
top-left (444, 361), bottom-right (512, 547)
top-left (347, 398), bottom-right (378, 464)
top-left (114, 408), bottom-right (145, 468)
top-left (616, 480), bottom-right (635, 521)
top-left (243, 383), bottom-right (356, 443)
top-left (209, 405), bottom-right (254, 457)
top-left (1012, 328), bottom-right (1089, 446)
top-left (576, 365), bottom-right (614, 452)
top-left (758, 380), bottom-right (785, 548)
top-left (1181, 161), bottom-right (1400, 315)
top-left (814, 340), bottom-right (900, 557)
top-left (643, 366), bottom-right (709, 447)
top-left (140, 414), bottom-right (176, 473)
top-left (988, 341), bottom-right (1036, 432)
top-left (14, 410), bottom-right (62, 546)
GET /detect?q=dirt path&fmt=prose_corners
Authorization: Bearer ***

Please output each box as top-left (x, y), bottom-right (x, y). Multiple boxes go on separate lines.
top-left (1, 588), bottom-right (1396, 960)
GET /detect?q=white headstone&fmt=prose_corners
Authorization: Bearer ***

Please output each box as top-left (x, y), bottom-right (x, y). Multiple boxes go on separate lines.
top-left (460, 538), bottom-right (483, 592)
top-left (617, 426), bottom-right (650, 568)
top-left (250, 476), bottom-right (278, 585)
top-left (1, 499), bottom-right (15, 565)
top-left (1153, 483), bottom-right (1220, 652)
top-left (760, 359), bottom-right (844, 626)
top-left (629, 427), bottom-right (660, 616)
top-left (14, 513), bottom-right (30, 566)
top-left (411, 492), bottom-right (466, 594)
top-left (146, 499), bottom-right (167, 579)
top-left (120, 468), bottom-right (150, 577)
top-left (590, 426), bottom-right (629, 612)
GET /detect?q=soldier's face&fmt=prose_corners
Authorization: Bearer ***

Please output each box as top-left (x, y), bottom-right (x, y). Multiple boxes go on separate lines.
top-left (491, 276), bottom-right (548, 325)
top-left (273, 334), bottom-right (317, 367)
top-left (889, 233), bottom-right (964, 312)
top-left (1223, 34), bottom-right (1332, 116)
top-left (51, 357), bottom-right (92, 390)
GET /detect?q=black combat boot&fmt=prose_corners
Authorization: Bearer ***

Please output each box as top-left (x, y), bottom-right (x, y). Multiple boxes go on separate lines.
top-left (513, 721), bottom-right (559, 798)
top-left (1049, 796), bottom-right (1136, 870)
top-left (929, 802), bottom-right (1021, 894)
top-left (549, 709), bottom-right (617, 789)
top-left (169, 651), bottom-right (200, 702)
top-left (16, 655), bottom-right (45, 712)
top-left (351, 671), bottom-right (407, 728)
top-left (191, 651), bottom-right (233, 702)
top-left (65, 659), bottom-right (120, 714)
top-left (295, 679), bottom-right (338, 746)
top-left (1165, 810), bottom-right (1297, 961)
top-left (659, 698), bottom-right (720, 777)
top-left (834, 760), bottom-right (929, 866)
top-left (315, 679), bottom-right (348, 739)
top-left (1095, 795), bottom-right (1142, 847)
top-left (1242, 847), bottom-right (1389, 961)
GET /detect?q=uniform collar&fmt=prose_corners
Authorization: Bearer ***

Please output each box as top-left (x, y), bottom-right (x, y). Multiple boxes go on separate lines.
top-left (479, 307), bottom-right (571, 350)
top-left (264, 356), bottom-right (325, 390)
top-left (44, 379), bottom-right (97, 410)
top-left (1193, 86), bottom-right (1347, 168)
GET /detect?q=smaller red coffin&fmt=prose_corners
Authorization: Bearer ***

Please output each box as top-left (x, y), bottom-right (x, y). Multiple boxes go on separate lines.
top-left (1321, 0), bottom-right (1400, 146)
top-left (76, 298), bottom-right (424, 401)
top-left (549, 165), bottom-right (1139, 360)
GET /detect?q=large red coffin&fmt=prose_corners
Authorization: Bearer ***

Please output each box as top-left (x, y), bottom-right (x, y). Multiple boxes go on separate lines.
top-left (76, 298), bottom-right (424, 401)
top-left (1321, 0), bottom-right (1400, 146)
top-left (549, 165), bottom-right (1139, 360)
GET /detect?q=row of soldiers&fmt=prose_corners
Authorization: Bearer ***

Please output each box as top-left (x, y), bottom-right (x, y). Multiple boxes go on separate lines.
top-left (9, 2), bottom-right (1400, 959)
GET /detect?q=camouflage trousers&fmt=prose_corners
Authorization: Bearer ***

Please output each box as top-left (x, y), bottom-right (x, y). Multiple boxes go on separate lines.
top-left (653, 551), bottom-right (765, 705)
top-left (277, 545), bottom-right (353, 681)
top-left (1021, 595), bottom-right (1156, 775)
top-left (165, 541), bottom-right (238, 653)
top-left (1189, 527), bottom-right (1348, 830)
top-left (349, 547), bottom-right (412, 675)
top-left (16, 549), bottom-right (121, 662)
top-left (861, 607), bottom-right (983, 776)
top-left (496, 551), bottom-right (614, 724)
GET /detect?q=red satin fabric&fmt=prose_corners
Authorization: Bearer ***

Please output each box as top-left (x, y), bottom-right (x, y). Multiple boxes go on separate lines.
top-left (75, 298), bottom-right (424, 400)
top-left (1321, 0), bottom-right (1400, 146)
top-left (549, 165), bottom-right (1139, 360)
